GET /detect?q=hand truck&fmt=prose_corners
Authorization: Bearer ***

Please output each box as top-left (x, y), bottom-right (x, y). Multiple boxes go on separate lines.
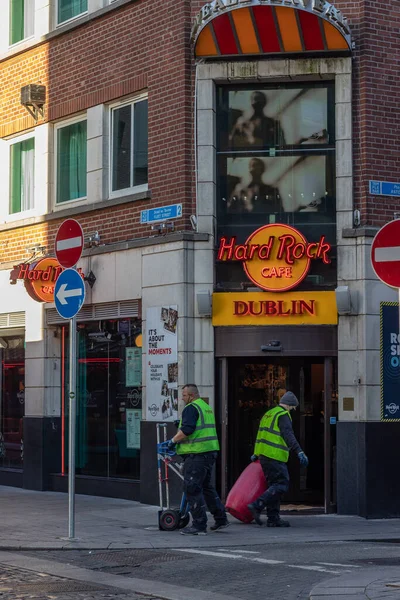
top-left (156, 423), bottom-right (190, 531)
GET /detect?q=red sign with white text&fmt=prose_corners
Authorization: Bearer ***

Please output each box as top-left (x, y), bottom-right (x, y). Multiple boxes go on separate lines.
top-left (217, 223), bottom-right (331, 292)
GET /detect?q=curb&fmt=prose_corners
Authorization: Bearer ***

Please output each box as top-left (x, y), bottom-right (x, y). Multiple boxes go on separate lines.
top-left (0, 550), bottom-right (241, 600)
top-left (308, 567), bottom-right (400, 599)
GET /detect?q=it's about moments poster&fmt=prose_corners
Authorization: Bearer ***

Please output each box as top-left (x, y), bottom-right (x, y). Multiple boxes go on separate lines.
top-left (146, 306), bottom-right (179, 422)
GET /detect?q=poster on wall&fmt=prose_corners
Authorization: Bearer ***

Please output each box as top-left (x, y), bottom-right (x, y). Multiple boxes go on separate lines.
top-left (126, 409), bottom-right (141, 449)
top-left (126, 347), bottom-right (142, 387)
top-left (146, 306), bottom-right (179, 422)
top-left (380, 303), bottom-right (400, 421)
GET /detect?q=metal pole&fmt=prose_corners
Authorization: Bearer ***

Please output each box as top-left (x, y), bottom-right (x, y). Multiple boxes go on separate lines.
top-left (68, 315), bottom-right (77, 539)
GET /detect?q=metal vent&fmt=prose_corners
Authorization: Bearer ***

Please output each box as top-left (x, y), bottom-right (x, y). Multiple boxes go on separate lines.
top-left (46, 300), bottom-right (140, 325)
top-left (0, 312), bottom-right (25, 329)
top-left (94, 303), bottom-right (120, 319)
top-left (120, 300), bottom-right (140, 317)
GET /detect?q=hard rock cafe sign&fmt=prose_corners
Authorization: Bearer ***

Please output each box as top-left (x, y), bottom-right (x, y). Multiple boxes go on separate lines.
top-left (217, 223), bottom-right (332, 292)
top-left (9, 258), bottom-right (84, 303)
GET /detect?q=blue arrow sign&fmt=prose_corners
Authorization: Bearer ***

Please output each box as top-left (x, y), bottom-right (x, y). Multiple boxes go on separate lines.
top-left (54, 268), bottom-right (86, 320)
top-left (140, 203), bottom-right (182, 224)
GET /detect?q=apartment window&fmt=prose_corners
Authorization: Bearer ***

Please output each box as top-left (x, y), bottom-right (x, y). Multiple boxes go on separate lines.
top-left (9, 0), bottom-right (34, 45)
top-left (56, 119), bottom-right (87, 203)
top-left (10, 138), bottom-right (34, 215)
top-left (58, 0), bottom-right (87, 25)
top-left (111, 98), bottom-right (148, 193)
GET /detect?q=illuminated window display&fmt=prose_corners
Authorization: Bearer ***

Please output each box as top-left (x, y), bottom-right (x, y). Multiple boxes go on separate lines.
top-left (0, 336), bottom-right (25, 469)
top-left (62, 318), bottom-right (142, 480)
top-left (216, 83), bottom-right (336, 291)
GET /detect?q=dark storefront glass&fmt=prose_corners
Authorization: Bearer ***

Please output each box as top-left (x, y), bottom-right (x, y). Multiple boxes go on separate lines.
top-left (62, 318), bottom-right (142, 480)
top-left (0, 335), bottom-right (25, 469)
top-left (216, 83), bottom-right (337, 291)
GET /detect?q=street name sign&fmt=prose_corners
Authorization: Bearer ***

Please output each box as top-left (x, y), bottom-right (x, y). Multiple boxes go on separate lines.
top-left (371, 220), bottom-right (400, 289)
top-left (140, 203), bottom-right (182, 224)
top-left (369, 180), bottom-right (400, 198)
top-left (54, 268), bottom-right (86, 320)
top-left (55, 219), bottom-right (84, 268)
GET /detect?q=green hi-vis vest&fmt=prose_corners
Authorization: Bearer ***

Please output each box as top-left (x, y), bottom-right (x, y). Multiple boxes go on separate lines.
top-left (176, 398), bottom-right (220, 455)
top-left (254, 405), bottom-right (291, 463)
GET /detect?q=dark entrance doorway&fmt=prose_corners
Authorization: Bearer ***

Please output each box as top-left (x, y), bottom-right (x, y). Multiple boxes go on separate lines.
top-left (222, 356), bottom-right (338, 508)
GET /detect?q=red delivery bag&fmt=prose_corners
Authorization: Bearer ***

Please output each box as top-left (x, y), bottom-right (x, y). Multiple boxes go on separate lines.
top-left (225, 461), bottom-right (267, 523)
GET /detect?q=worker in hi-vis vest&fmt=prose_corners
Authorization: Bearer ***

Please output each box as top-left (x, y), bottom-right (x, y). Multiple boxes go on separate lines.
top-left (248, 391), bottom-right (309, 528)
top-left (167, 384), bottom-right (228, 536)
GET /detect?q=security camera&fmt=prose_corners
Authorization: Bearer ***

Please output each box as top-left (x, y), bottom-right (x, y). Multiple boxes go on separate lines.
top-left (261, 341), bottom-right (282, 352)
top-left (190, 215), bottom-right (198, 231)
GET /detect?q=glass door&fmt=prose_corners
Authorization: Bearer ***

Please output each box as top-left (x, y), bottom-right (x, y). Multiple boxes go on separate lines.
top-left (225, 356), bottom-right (336, 508)
top-left (62, 319), bottom-right (142, 480)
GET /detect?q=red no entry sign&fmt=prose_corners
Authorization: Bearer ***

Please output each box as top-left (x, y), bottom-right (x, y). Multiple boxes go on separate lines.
top-left (55, 219), bottom-right (84, 268)
top-left (371, 219), bottom-right (400, 288)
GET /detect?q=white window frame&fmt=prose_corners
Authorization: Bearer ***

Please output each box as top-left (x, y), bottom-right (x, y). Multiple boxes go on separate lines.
top-left (8, 0), bottom-right (35, 48)
top-left (56, 0), bottom-right (88, 28)
top-left (3, 130), bottom-right (36, 223)
top-left (53, 114), bottom-right (88, 209)
top-left (109, 94), bottom-right (148, 200)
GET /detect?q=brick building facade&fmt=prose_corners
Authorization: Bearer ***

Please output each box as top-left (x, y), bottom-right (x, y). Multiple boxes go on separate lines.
top-left (0, 0), bottom-right (399, 516)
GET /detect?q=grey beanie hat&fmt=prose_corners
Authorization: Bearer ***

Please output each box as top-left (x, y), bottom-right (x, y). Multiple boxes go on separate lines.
top-left (279, 391), bottom-right (299, 407)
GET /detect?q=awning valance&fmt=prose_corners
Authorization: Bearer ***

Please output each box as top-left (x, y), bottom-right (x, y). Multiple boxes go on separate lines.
top-left (192, 0), bottom-right (351, 59)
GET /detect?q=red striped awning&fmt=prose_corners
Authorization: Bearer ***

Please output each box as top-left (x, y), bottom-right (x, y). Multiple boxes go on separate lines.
top-left (193, 2), bottom-right (351, 59)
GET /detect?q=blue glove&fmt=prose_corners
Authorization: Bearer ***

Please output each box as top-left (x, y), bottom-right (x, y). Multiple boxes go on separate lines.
top-left (167, 439), bottom-right (176, 450)
top-left (298, 451), bottom-right (309, 467)
top-left (250, 454), bottom-right (258, 462)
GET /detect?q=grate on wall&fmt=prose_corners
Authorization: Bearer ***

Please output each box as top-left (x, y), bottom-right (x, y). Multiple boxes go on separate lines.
top-left (0, 312), bottom-right (25, 328)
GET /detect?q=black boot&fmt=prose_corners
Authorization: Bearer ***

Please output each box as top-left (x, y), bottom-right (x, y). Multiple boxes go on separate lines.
top-left (267, 518), bottom-right (290, 528)
top-left (247, 503), bottom-right (264, 526)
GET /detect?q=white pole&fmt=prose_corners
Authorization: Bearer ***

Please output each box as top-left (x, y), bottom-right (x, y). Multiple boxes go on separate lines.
top-left (68, 315), bottom-right (77, 539)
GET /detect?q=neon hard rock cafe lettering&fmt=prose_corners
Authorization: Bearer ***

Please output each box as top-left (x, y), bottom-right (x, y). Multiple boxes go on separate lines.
top-left (217, 234), bottom-right (331, 265)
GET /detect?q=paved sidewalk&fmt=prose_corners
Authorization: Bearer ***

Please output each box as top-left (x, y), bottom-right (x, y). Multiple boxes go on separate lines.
top-left (1, 486), bottom-right (400, 550)
top-left (309, 569), bottom-right (400, 599)
top-left (1, 486), bottom-right (400, 599)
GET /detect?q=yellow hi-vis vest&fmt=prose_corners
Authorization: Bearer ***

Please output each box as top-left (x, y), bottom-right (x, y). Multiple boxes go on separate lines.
top-left (176, 398), bottom-right (220, 455)
top-left (254, 405), bottom-right (290, 463)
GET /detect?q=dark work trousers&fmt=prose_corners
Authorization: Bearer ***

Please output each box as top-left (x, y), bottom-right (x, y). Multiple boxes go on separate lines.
top-left (256, 456), bottom-right (290, 522)
top-left (183, 452), bottom-right (226, 531)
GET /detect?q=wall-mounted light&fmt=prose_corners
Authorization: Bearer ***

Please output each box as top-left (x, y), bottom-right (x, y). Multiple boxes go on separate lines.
top-left (151, 222), bottom-right (174, 235)
top-left (0, 338), bottom-right (8, 349)
top-left (85, 232), bottom-right (101, 248)
top-left (335, 285), bottom-right (356, 315)
top-left (196, 290), bottom-right (212, 317)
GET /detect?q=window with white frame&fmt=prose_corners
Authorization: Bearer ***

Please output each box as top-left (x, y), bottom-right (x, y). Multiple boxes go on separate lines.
top-left (111, 98), bottom-right (148, 194)
top-left (58, 0), bottom-right (87, 25)
top-left (9, 0), bottom-right (34, 45)
top-left (9, 137), bottom-right (35, 215)
top-left (56, 118), bottom-right (87, 204)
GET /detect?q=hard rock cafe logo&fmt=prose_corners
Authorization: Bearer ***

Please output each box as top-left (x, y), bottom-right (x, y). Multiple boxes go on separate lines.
top-left (148, 404), bottom-right (160, 417)
top-left (386, 403), bottom-right (400, 416)
top-left (217, 223), bottom-right (331, 292)
top-left (9, 258), bottom-right (84, 303)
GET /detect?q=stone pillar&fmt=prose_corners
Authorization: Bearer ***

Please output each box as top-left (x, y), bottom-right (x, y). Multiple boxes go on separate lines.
top-left (336, 232), bottom-right (399, 517)
top-left (23, 301), bottom-right (61, 490)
